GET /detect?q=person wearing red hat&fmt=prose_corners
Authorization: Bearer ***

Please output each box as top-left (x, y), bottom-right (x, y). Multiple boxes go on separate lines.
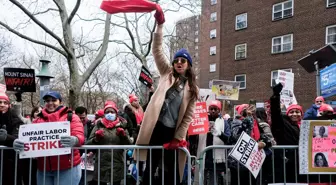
top-left (194, 100), bottom-right (230, 185)
top-left (135, 4), bottom-right (199, 185)
top-left (86, 100), bottom-right (132, 185)
top-left (303, 96), bottom-right (325, 120)
top-left (0, 92), bottom-right (25, 185)
top-left (124, 93), bottom-right (145, 141)
top-left (315, 103), bottom-right (336, 120)
top-left (270, 83), bottom-right (303, 183)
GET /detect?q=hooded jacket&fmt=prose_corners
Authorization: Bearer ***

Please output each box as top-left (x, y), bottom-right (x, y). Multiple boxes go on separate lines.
top-left (33, 106), bottom-right (84, 171)
top-left (303, 104), bottom-right (319, 120)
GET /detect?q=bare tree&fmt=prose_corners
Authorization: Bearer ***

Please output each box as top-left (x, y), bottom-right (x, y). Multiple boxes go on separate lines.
top-left (0, 0), bottom-right (112, 108)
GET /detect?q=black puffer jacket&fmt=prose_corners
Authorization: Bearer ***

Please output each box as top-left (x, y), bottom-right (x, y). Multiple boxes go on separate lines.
top-left (0, 109), bottom-right (24, 185)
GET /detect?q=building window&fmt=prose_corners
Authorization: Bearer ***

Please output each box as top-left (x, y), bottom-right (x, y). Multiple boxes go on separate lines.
top-left (210, 29), bottom-right (216, 39)
top-left (272, 34), bottom-right (293, 53)
top-left (272, 0), bottom-right (293, 21)
top-left (210, 12), bottom-right (217, 22)
top-left (235, 44), bottom-right (247, 60)
top-left (195, 31), bottom-right (199, 35)
top-left (235, 74), bottom-right (246, 89)
top-left (196, 23), bottom-right (199, 28)
top-left (195, 38), bottom-right (199, 43)
top-left (271, 69), bottom-right (292, 86)
top-left (195, 45), bottom-right (199, 50)
top-left (326, 25), bottom-right (336, 44)
top-left (327, 0), bottom-right (336, 7)
top-left (210, 64), bottom-right (216, 72)
top-left (211, 0), bottom-right (217, 5)
top-left (210, 46), bottom-right (216, 55)
top-left (195, 52), bottom-right (199, 58)
top-left (235, 13), bottom-right (247, 30)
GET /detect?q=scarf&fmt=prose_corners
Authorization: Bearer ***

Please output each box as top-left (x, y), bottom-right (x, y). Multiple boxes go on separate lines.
top-left (101, 117), bottom-right (120, 129)
top-left (251, 119), bottom-right (260, 141)
top-left (213, 117), bottom-right (226, 163)
top-left (129, 105), bottom-right (144, 125)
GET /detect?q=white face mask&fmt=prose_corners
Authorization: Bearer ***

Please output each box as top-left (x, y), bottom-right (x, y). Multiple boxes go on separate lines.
top-left (105, 113), bottom-right (116, 121)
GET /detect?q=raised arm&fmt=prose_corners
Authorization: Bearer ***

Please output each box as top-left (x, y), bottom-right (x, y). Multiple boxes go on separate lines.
top-left (270, 83), bottom-right (285, 130)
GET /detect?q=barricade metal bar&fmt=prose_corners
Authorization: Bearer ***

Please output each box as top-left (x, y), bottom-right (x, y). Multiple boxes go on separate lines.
top-left (71, 148), bottom-right (74, 185)
top-left (136, 148), bottom-right (139, 185)
top-left (283, 149), bottom-right (286, 184)
top-left (14, 151), bottom-right (18, 185)
top-left (111, 149), bottom-right (114, 184)
top-left (124, 149), bottom-right (127, 185)
top-left (272, 148), bottom-right (275, 183)
top-left (225, 149), bottom-right (229, 185)
top-left (174, 150), bottom-right (177, 185)
top-left (43, 156), bottom-right (46, 185)
top-left (294, 148), bottom-right (297, 182)
top-left (213, 149), bottom-right (217, 185)
top-left (29, 158), bottom-right (32, 185)
top-left (84, 148), bottom-right (87, 185)
top-left (150, 148), bottom-right (152, 185)
top-left (162, 148), bottom-right (164, 185)
top-left (260, 165), bottom-right (262, 185)
top-left (98, 149), bottom-right (101, 185)
top-left (57, 155), bottom-right (60, 185)
top-left (0, 149), bottom-right (3, 185)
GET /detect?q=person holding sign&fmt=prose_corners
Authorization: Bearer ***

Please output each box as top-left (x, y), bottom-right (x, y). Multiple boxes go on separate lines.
top-left (0, 91), bottom-right (24, 185)
top-left (13, 91), bottom-right (85, 185)
top-left (135, 4), bottom-right (198, 185)
top-left (86, 100), bottom-right (132, 185)
top-left (270, 83), bottom-right (303, 183)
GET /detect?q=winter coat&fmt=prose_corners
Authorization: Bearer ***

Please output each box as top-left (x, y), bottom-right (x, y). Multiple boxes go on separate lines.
top-left (135, 29), bottom-right (197, 182)
top-left (86, 119), bottom-right (132, 183)
top-left (33, 106), bottom-right (85, 171)
top-left (303, 104), bottom-right (319, 120)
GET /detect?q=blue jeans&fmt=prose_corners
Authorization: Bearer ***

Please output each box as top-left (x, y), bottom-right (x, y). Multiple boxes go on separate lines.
top-left (37, 165), bottom-right (81, 185)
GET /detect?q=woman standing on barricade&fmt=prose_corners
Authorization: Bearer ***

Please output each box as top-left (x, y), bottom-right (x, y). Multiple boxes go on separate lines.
top-left (86, 100), bottom-right (132, 185)
top-left (134, 4), bottom-right (198, 185)
top-left (13, 91), bottom-right (85, 185)
top-left (270, 83), bottom-right (303, 183)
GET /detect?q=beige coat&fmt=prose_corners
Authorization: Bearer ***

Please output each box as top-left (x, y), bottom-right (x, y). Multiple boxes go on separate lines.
top-left (135, 31), bottom-right (196, 182)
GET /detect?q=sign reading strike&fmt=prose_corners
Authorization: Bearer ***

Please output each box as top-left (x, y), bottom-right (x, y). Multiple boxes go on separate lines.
top-left (4, 68), bottom-right (36, 92)
top-left (18, 122), bottom-right (71, 159)
top-left (188, 102), bottom-right (209, 135)
top-left (229, 132), bottom-right (266, 178)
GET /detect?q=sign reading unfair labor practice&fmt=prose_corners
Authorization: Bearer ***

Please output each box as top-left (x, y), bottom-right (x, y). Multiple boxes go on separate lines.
top-left (229, 132), bottom-right (266, 178)
top-left (18, 122), bottom-right (71, 159)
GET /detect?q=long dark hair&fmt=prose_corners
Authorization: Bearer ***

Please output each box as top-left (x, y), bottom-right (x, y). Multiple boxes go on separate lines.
top-left (30, 106), bottom-right (41, 121)
top-left (314, 153), bottom-right (328, 167)
top-left (172, 65), bottom-right (198, 101)
top-left (256, 108), bottom-right (268, 123)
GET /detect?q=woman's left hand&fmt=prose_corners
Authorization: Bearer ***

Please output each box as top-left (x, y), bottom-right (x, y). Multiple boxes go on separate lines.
top-left (258, 141), bottom-right (266, 150)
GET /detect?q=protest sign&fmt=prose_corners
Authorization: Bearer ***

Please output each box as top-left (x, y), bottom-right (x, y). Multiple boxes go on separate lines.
top-left (299, 120), bottom-right (336, 174)
top-left (229, 132), bottom-right (266, 178)
top-left (320, 63), bottom-right (336, 98)
top-left (138, 66), bottom-right (153, 88)
top-left (275, 70), bottom-right (297, 108)
top-left (80, 153), bottom-right (94, 171)
top-left (199, 88), bottom-right (216, 109)
top-left (18, 121), bottom-right (71, 159)
top-left (4, 68), bottom-right (36, 92)
top-left (0, 84), bottom-right (6, 93)
top-left (211, 80), bottom-right (240, 100)
top-left (188, 102), bottom-right (209, 135)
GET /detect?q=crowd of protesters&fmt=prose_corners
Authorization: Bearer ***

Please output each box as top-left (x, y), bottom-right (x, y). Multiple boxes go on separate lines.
top-left (0, 4), bottom-right (336, 185)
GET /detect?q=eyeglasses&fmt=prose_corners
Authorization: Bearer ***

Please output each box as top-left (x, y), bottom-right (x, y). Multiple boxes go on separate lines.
top-left (173, 58), bottom-right (187, 64)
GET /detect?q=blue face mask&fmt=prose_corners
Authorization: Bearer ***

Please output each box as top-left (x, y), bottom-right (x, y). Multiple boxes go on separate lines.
top-left (105, 113), bottom-right (116, 121)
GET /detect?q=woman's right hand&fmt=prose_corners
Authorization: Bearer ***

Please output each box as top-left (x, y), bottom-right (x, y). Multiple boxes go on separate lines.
top-left (13, 139), bottom-right (25, 151)
top-left (154, 4), bottom-right (165, 25)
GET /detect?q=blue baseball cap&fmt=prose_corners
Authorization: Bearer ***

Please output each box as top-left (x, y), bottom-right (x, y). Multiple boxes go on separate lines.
top-left (43, 91), bottom-right (62, 102)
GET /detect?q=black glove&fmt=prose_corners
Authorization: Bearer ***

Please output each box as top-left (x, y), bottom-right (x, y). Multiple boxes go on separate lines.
top-left (15, 92), bottom-right (22, 102)
top-left (272, 83), bottom-right (283, 95)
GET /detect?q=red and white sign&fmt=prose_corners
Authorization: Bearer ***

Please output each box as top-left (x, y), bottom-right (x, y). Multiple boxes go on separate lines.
top-left (188, 102), bottom-right (209, 135)
top-left (276, 70), bottom-right (297, 108)
top-left (18, 121), bottom-right (71, 159)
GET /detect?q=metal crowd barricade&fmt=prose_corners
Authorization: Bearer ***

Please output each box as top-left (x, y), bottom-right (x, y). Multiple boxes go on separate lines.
top-left (0, 145), bottom-right (192, 185)
top-left (197, 145), bottom-right (336, 185)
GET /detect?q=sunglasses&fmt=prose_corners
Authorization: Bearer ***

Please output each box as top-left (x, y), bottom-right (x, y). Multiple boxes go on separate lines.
top-left (316, 101), bottom-right (323, 103)
top-left (173, 58), bottom-right (187, 64)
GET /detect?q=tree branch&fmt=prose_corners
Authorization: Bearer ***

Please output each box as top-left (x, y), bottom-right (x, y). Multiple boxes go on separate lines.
top-left (80, 13), bottom-right (111, 87)
top-left (0, 21), bottom-right (67, 57)
top-left (68, 0), bottom-right (81, 24)
top-left (33, 8), bottom-right (58, 16)
top-left (9, 0), bottom-right (70, 55)
top-left (145, 22), bottom-right (156, 57)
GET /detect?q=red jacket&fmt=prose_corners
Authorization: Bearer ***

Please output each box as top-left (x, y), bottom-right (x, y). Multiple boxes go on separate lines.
top-left (33, 106), bottom-right (85, 171)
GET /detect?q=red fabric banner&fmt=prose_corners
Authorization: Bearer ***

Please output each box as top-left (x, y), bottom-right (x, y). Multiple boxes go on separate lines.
top-left (100, 0), bottom-right (157, 14)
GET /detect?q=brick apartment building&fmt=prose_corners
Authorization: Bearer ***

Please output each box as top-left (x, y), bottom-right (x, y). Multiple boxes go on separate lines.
top-left (199, 0), bottom-right (336, 109)
top-left (171, 15), bottom-right (201, 83)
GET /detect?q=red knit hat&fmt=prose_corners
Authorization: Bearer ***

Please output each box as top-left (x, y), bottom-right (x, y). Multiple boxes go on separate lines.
top-left (236, 104), bottom-right (249, 115)
top-left (129, 94), bottom-right (138, 104)
top-left (104, 100), bottom-right (118, 113)
top-left (286, 104), bottom-right (303, 115)
top-left (319, 104), bottom-right (334, 112)
top-left (0, 92), bottom-right (9, 103)
top-left (95, 109), bottom-right (104, 117)
top-left (315, 96), bottom-right (325, 102)
top-left (209, 100), bottom-right (222, 110)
